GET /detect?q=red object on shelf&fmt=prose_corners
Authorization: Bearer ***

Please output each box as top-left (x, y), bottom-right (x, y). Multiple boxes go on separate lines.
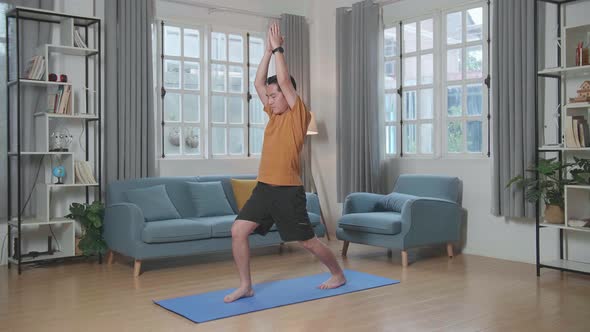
top-left (59, 74), bottom-right (68, 82)
top-left (48, 73), bottom-right (57, 81)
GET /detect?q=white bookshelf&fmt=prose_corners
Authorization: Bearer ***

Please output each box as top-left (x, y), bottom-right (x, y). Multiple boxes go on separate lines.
top-left (5, 7), bottom-right (102, 272)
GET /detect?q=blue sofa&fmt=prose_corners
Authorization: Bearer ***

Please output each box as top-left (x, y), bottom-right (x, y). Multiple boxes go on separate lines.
top-left (103, 175), bottom-right (326, 276)
top-left (336, 174), bottom-right (462, 267)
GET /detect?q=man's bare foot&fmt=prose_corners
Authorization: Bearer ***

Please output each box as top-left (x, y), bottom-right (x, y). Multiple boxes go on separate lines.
top-left (224, 286), bottom-right (254, 303)
top-left (319, 273), bottom-right (347, 289)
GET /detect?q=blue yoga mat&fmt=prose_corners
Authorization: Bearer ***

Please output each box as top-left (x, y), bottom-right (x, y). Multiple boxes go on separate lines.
top-left (154, 269), bottom-right (399, 323)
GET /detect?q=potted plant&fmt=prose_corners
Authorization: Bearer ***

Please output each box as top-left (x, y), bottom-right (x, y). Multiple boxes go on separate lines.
top-left (66, 201), bottom-right (108, 256)
top-left (570, 157), bottom-right (590, 185)
top-left (506, 158), bottom-right (574, 224)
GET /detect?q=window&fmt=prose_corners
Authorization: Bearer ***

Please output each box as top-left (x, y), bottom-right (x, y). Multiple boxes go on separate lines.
top-left (382, 2), bottom-right (488, 158)
top-left (160, 23), bottom-right (266, 158)
top-left (444, 6), bottom-right (486, 155)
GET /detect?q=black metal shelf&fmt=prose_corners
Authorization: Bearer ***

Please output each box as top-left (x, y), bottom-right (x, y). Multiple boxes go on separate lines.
top-left (5, 7), bottom-right (103, 274)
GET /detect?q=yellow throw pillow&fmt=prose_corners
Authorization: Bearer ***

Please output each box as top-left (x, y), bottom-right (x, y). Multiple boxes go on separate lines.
top-left (231, 179), bottom-right (258, 211)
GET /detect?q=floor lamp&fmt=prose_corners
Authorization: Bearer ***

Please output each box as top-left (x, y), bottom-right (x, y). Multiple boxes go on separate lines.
top-left (306, 112), bottom-right (331, 240)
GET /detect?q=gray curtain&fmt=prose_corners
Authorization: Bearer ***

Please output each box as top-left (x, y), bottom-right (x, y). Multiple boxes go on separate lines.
top-left (491, 0), bottom-right (536, 218)
top-left (104, 0), bottom-right (156, 191)
top-left (336, 0), bottom-right (381, 202)
top-left (280, 14), bottom-right (313, 191)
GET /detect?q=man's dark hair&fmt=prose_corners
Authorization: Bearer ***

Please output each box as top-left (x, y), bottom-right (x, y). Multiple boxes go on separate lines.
top-left (266, 75), bottom-right (297, 91)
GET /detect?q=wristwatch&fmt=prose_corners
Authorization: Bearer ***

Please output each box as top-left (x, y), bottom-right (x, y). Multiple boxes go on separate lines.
top-left (272, 46), bottom-right (284, 54)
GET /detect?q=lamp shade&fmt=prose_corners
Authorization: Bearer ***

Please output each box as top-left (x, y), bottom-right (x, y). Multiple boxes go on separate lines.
top-left (307, 111), bottom-right (318, 135)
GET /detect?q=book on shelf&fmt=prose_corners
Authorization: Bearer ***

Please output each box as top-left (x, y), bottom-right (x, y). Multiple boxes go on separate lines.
top-left (74, 160), bottom-right (96, 184)
top-left (23, 55), bottom-right (45, 80)
top-left (565, 115), bottom-right (590, 148)
top-left (46, 85), bottom-right (72, 114)
top-left (74, 30), bottom-right (88, 49)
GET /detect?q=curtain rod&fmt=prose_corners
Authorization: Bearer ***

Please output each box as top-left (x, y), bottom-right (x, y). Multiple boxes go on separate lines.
top-left (164, 0), bottom-right (281, 19)
top-left (344, 0), bottom-right (402, 12)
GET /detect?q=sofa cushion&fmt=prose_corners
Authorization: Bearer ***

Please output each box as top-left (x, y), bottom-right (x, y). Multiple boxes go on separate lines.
top-left (124, 185), bottom-right (181, 222)
top-left (188, 215), bottom-right (237, 238)
top-left (187, 181), bottom-right (234, 217)
top-left (377, 192), bottom-right (418, 212)
top-left (141, 218), bottom-right (212, 243)
top-left (338, 212), bottom-right (402, 235)
top-left (231, 179), bottom-right (258, 211)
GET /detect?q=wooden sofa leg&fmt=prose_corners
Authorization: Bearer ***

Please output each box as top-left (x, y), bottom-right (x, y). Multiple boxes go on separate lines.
top-left (447, 243), bottom-right (454, 258)
top-left (401, 250), bottom-right (408, 267)
top-left (107, 250), bottom-right (115, 265)
top-left (342, 241), bottom-right (350, 257)
top-left (279, 243), bottom-right (285, 254)
top-left (134, 259), bottom-right (142, 278)
top-left (387, 249), bottom-right (392, 258)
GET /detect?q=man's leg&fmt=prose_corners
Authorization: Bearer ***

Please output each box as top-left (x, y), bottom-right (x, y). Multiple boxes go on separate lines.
top-left (300, 237), bottom-right (347, 289)
top-left (224, 219), bottom-right (260, 303)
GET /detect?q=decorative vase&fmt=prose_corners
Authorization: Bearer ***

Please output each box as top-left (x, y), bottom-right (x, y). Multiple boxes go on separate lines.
top-left (544, 205), bottom-right (565, 224)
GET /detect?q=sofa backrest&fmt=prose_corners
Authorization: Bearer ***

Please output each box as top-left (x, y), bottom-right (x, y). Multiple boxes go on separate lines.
top-left (107, 175), bottom-right (257, 218)
top-left (393, 174), bottom-right (462, 204)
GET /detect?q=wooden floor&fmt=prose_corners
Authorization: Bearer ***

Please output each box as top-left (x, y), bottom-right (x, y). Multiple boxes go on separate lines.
top-left (1, 239), bottom-right (590, 332)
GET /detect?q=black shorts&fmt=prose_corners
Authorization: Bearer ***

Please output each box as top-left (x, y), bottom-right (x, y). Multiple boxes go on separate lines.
top-left (236, 182), bottom-right (315, 242)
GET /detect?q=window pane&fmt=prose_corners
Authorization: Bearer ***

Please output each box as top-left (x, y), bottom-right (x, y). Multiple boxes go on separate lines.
top-left (184, 28), bottom-right (200, 58)
top-left (250, 127), bottom-right (264, 155)
top-left (447, 11), bottom-right (462, 45)
top-left (250, 97), bottom-right (267, 125)
top-left (164, 125), bottom-right (181, 155)
top-left (184, 126), bottom-right (200, 155)
top-left (447, 121), bottom-right (463, 153)
top-left (421, 53), bottom-right (433, 84)
top-left (183, 94), bottom-right (199, 122)
top-left (164, 26), bottom-right (180, 56)
top-left (466, 7), bottom-right (483, 42)
top-left (419, 88), bottom-right (433, 119)
top-left (404, 124), bottom-right (417, 153)
top-left (403, 90), bottom-right (417, 120)
top-left (249, 37), bottom-right (264, 65)
top-left (386, 126), bottom-right (397, 155)
top-left (249, 66), bottom-right (257, 92)
top-left (229, 128), bottom-right (244, 155)
top-left (229, 65), bottom-right (243, 93)
top-left (420, 19), bottom-right (433, 50)
top-left (211, 32), bottom-right (226, 61)
top-left (164, 60), bottom-right (180, 89)
top-left (384, 27), bottom-right (397, 57)
top-left (403, 56), bottom-right (417, 86)
top-left (228, 34), bottom-right (243, 63)
top-left (385, 93), bottom-right (397, 122)
top-left (212, 127), bottom-right (226, 155)
top-left (467, 120), bottom-right (482, 152)
top-left (385, 60), bottom-right (397, 89)
top-left (420, 123), bottom-right (433, 154)
top-left (447, 48), bottom-right (462, 81)
top-left (447, 86), bottom-right (462, 117)
top-left (403, 22), bottom-right (416, 53)
top-left (228, 96), bottom-right (243, 124)
top-left (466, 45), bottom-right (483, 79)
top-left (183, 61), bottom-right (200, 90)
top-left (467, 84), bottom-right (483, 116)
top-left (211, 95), bottom-right (226, 123)
top-left (211, 64), bottom-right (226, 92)
top-left (164, 93), bottom-right (181, 122)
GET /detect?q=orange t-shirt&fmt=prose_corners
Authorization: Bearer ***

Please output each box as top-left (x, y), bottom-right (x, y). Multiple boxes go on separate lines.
top-left (257, 96), bottom-right (311, 186)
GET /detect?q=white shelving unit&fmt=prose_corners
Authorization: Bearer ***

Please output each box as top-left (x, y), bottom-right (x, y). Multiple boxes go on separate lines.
top-left (5, 7), bottom-right (102, 273)
top-left (536, 0), bottom-right (590, 277)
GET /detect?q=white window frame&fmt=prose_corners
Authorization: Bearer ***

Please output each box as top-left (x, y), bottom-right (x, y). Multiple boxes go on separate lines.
top-left (383, 23), bottom-right (401, 157)
top-left (160, 22), bottom-right (206, 159)
top-left (442, 3), bottom-right (489, 158)
top-left (382, 0), bottom-right (489, 160)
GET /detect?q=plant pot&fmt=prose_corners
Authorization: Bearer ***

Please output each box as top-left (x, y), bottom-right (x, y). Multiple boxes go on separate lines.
top-left (544, 205), bottom-right (565, 224)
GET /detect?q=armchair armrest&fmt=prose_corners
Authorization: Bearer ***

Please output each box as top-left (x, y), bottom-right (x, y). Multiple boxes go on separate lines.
top-left (343, 193), bottom-right (385, 215)
top-left (306, 192), bottom-right (321, 215)
top-left (401, 197), bottom-right (461, 249)
top-left (103, 202), bottom-right (146, 257)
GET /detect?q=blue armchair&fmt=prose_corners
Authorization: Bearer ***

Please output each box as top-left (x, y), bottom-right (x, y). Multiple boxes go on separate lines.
top-left (336, 174), bottom-right (463, 267)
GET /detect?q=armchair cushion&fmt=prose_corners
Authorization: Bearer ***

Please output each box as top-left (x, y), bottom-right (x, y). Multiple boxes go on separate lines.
top-left (377, 192), bottom-right (418, 212)
top-left (339, 212), bottom-right (402, 235)
top-left (124, 185), bottom-right (181, 222)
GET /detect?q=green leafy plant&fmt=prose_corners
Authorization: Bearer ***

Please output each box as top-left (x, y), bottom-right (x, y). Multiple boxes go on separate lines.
top-left (506, 158), bottom-right (574, 208)
top-left (66, 201), bottom-right (107, 256)
top-left (570, 157), bottom-right (590, 185)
